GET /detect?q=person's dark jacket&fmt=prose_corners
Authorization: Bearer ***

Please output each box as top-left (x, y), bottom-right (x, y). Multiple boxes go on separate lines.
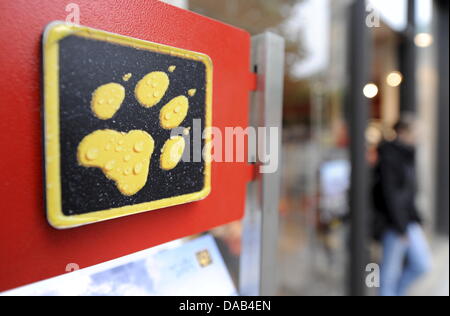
top-left (372, 140), bottom-right (422, 236)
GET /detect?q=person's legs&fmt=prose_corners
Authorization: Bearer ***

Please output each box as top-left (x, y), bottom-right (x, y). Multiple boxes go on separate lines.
top-left (396, 223), bottom-right (432, 296)
top-left (380, 229), bottom-right (408, 296)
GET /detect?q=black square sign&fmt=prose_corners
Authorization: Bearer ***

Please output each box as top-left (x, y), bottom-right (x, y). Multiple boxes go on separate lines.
top-left (43, 22), bottom-right (212, 229)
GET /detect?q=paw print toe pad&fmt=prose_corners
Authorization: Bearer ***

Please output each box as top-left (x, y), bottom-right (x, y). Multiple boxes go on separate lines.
top-left (135, 71), bottom-right (170, 108)
top-left (91, 83), bottom-right (125, 120)
top-left (160, 95), bottom-right (189, 130)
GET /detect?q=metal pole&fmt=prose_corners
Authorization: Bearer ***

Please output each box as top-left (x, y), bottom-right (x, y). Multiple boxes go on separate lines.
top-left (348, 0), bottom-right (371, 296)
top-left (240, 32), bottom-right (285, 296)
top-left (400, 0), bottom-right (417, 114)
top-left (435, 0), bottom-right (449, 235)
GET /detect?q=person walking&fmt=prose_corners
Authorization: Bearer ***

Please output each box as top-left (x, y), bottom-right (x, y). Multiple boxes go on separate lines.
top-left (373, 117), bottom-right (432, 296)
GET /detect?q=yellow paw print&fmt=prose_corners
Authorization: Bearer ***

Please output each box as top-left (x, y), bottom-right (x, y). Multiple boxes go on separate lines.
top-left (77, 66), bottom-right (196, 196)
top-left (78, 130), bottom-right (155, 196)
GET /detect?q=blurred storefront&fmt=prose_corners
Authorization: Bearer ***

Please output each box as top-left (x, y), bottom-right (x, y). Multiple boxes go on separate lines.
top-left (188, 0), bottom-right (449, 296)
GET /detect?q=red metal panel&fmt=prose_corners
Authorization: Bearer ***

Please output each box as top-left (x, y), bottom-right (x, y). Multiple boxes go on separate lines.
top-left (0, 0), bottom-right (253, 292)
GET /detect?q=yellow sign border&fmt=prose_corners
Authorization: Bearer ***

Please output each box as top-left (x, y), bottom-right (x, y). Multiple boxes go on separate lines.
top-left (43, 22), bottom-right (212, 229)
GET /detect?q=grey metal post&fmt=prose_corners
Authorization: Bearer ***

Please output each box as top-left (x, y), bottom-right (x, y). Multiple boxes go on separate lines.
top-left (400, 0), bottom-right (417, 114)
top-left (348, 0), bottom-right (371, 296)
top-left (435, 0), bottom-right (449, 235)
top-left (240, 32), bottom-right (285, 296)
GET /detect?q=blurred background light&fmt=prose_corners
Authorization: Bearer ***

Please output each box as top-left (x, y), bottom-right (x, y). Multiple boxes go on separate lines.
top-left (386, 71), bottom-right (404, 87)
top-left (363, 83), bottom-right (379, 99)
top-left (415, 33), bottom-right (434, 47)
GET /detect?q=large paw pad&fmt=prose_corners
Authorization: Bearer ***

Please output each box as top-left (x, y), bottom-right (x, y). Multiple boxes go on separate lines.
top-left (77, 130), bottom-right (155, 196)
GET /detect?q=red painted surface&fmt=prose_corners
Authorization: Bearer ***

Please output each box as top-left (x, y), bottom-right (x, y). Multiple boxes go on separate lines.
top-left (0, 0), bottom-right (253, 292)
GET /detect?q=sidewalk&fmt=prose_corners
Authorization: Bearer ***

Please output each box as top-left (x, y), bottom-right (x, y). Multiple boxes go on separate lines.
top-left (409, 236), bottom-right (449, 296)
